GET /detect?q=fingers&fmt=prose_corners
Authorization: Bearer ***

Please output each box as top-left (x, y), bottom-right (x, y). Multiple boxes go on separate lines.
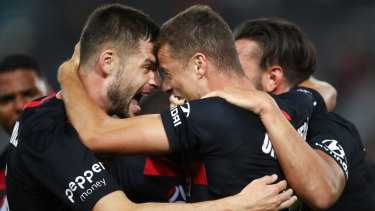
top-left (56, 90), bottom-right (63, 99)
top-left (71, 42), bottom-right (81, 65)
top-left (254, 174), bottom-right (278, 185)
top-left (277, 195), bottom-right (298, 210)
top-left (277, 188), bottom-right (294, 204)
top-left (273, 179), bottom-right (288, 192)
top-left (201, 90), bottom-right (223, 99)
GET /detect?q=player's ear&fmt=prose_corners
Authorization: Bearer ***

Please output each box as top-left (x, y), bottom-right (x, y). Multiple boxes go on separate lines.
top-left (191, 52), bottom-right (207, 79)
top-left (98, 50), bottom-right (119, 77)
top-left (263, 65), bottom-right (284, 93)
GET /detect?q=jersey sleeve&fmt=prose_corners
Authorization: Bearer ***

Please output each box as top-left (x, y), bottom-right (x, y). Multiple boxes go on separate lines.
top-left (292, 86), bottom-right (328, 113)
top-left (17, 107), bottom-right (121, 210)
top-left (306, 113), bottom-right (354, 181)
top-left (160, 97), bottom-right (263, 157)
top-left (272, 90), bottom-right (314, 128)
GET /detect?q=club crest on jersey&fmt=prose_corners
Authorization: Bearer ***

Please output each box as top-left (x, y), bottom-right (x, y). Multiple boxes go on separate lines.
top-left (170, 102), bottom-right (190, 127)
top-left (168, 185), bottom-right (187, 203)
top-left (316, 139), bottom-right (348, 178)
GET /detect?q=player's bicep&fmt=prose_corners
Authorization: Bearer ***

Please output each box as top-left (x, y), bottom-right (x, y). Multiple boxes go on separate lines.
top-left (315, 149), bottom-right (346, 192)
top-left (87, 114), bottom-right (172, 156)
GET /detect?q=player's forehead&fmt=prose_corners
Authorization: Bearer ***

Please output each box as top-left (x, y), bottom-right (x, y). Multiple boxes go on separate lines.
top-left (0, 69), bottom-right (38, 95)
top-left (156, 44), bottom-right (178, 70)
top-left (0, 69), bottom-right (39, 88)
top-left (135, 38), bottom-right (157, 63)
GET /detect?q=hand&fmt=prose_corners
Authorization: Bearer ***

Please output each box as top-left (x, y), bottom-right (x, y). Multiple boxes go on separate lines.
top-left (57, 42), bottom-right (80, 84)
top-left (202, 88), bottom-right (275, 116)
top-left (169, 94), bottom-right (186, 108)
top-left (232, 174), bottom-right (297, 211)
top-left (298, 76), bottom-right (337, 111)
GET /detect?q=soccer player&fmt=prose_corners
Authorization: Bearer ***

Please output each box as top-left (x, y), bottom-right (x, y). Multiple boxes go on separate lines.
top-left (58, 5), bottom-right (319, 204)
top-left (0, 54), bottom-right (51, 210)
top-left (206, 17), bottom-right (375, 210)
top-left (6, 4), bottom-right (295, 211)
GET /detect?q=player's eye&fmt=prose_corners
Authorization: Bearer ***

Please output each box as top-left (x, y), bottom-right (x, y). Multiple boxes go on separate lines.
top-left (0, 95), bottom-right (15, 104)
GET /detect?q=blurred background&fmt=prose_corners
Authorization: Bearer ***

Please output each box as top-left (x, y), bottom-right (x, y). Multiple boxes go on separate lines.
top-left (0, 0), bottom-right (374, 158)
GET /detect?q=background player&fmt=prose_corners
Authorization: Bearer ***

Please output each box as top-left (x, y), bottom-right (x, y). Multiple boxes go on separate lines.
top-left (0, 54), bottom-right (51, 210)
top-left (205, 17), bottom-right (375, 210)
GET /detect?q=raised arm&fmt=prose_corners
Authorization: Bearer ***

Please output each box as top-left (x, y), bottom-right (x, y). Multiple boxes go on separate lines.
top-left (204, 89), bottom-right (345, 210)
top-left (299, 76), bottom-right (337, 111)
top-left (57, 44), bottom-right (171, 156)
top-left (93, 175), bottom-right (296, 211)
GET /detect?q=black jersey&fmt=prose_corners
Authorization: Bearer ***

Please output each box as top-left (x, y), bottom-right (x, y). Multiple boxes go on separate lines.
top-left (160, 89), bottom-right (323, 201)
top-left (6, 95), bottom-right (121, 211)
top-left (306, 112), bottom-right (375, 211)
top-left (110, 153), bottom-right (188, 203)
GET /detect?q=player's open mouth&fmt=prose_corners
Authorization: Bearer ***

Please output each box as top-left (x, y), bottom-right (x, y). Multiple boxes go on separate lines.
top-left (130, 93), bottom-right (145, 115)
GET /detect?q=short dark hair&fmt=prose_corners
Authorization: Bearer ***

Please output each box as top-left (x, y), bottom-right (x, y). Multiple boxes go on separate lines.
top-left (233, 18), bottom-right (317, 86)
top-left (80, 4), bottom-right (159, 68)
top-left (156, 5), bottom-right (244, 76)
top-left (0, 54), bottom-right (45, 79)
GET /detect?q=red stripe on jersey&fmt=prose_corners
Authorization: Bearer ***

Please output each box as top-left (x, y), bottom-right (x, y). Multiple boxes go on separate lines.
top-left (281, 110), bottom-right (291, 121)
top-left (0, 168), bottom-right (5, 207)
top-left (187, 162), bottom-right (207, 185)
top-left (0, 168), bottom-right (5, 190)
top-left (168, 186), bottom-right (177, 197)
top-left (103, 160), bottom-right (111, 172)
top-left (144, 156), bottom-right (184, 177)
top-left (23, 93), bottom-right (56, 110)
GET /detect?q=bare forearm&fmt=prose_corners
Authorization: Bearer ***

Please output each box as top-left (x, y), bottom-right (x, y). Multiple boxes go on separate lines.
top-left (58, 64), bottom-right (171, 156)
top-left (133, 197), bottom-right (237, 211)
top-left (94, 191), bottom-right (237, 211)
top-left (261, 106), bottom-right (341, 209)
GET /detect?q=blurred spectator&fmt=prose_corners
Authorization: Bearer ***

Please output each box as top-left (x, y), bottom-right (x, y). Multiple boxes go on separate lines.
top-left (0, 54), bottom-right (51, 210)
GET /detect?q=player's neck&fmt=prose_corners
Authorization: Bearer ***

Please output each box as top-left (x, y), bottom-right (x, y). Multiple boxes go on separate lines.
top-left (271, 83), bottom-right (292, 95)
top-left (79, 68), bottom-right (108, 113)
top-left (207, 73), bottom-right (255, 93)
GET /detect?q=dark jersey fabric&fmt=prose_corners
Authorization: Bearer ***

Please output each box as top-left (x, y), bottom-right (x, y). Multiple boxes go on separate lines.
top-left (306, 112), bottom-right (375, 211)
top-left (6, 95), bottom-right (121, 211)
top-left (160, 89), bottom-right (323, 201)
top-left (110, 153), bottom-right (188, 203)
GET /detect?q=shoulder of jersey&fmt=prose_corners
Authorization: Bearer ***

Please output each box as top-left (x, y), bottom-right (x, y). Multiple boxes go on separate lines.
top-left (20, 93), bottom-right (64, 123)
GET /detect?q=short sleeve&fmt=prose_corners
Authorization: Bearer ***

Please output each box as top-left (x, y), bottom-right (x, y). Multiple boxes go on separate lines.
top-left (306, 113), bottom-right (354, 180)
top-left (160, 98), bottom-right (263, 157)
top-left (292, 86), bottom-right (327, 113)
top-left (17, 108), bottom-right (121, 210)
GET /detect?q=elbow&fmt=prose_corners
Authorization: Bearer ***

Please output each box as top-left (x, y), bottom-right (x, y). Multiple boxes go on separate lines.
top-left (78, 130), bottom-right (103, 153)
top-left (307, 187), bottom-right (339, 210)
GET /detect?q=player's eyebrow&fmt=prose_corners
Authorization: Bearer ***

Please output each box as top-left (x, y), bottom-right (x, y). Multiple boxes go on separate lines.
top-left (144, 58), bottom-right (158, 66)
